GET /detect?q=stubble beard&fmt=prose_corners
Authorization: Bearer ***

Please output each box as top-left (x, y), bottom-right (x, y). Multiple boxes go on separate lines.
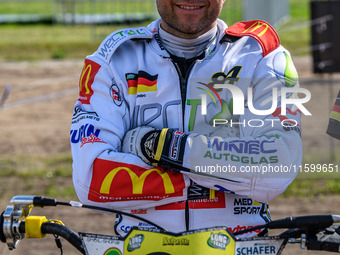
top-left (159, 8), bottom-right (220, 37)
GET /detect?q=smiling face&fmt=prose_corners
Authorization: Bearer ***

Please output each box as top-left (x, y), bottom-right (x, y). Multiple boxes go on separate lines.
top-left (156, 0), bottom-right (226, 39)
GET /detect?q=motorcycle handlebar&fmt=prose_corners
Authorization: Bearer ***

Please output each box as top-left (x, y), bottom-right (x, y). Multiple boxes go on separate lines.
top-left (1, 195), bottom-right (340, 254)
top-left (18, 221), bottom-right (85, 254)
top-left (268, 215), bottom-right (335, 230)
top-left (14, 221), bottom-right (340, 254)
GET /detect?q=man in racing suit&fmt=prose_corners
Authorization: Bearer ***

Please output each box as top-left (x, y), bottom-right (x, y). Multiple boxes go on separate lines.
top-left (71, 0), bottom-right (303, 237)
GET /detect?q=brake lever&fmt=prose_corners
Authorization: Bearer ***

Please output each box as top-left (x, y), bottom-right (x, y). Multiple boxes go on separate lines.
top-left (307, 226), bottom-right (340, 253)
top-left (1, 195), bottom-right (36, 249)
top-left (336, 225), bottom-right (340, 236)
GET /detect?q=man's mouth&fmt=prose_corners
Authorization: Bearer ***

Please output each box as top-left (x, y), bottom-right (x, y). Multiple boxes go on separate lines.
top-left (178, 5), bottom-right (203, 10)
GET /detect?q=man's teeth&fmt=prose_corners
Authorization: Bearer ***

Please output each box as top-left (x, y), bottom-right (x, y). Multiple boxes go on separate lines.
top-left (179, 5), bottom-right (201, 10)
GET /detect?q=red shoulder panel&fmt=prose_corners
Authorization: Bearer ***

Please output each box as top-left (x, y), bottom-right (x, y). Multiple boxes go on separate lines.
top-left (225, 20), bottom-right (280, 57)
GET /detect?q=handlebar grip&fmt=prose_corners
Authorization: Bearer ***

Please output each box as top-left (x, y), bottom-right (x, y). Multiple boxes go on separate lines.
top-left (41, 223), bottom-right (85, 254)
top-left (268, 215), bottom-right (334, 230)
top-left (33, 197), bottom-right (57, 207)
top-left (17, 221), bottom-right (85, 254)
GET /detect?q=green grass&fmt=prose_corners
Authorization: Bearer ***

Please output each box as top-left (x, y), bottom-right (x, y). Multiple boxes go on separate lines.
top-left (0, 0), bottom-right (310, 60)
top-left (277, 0), bottom-right (311, 55)
top-left (0, 0), bottom-right (158, 60)
top-left (0, 0), bottom-right (237, 18)
top-left (0, 154), bottom-right (76, 200)
top-left (0, 154), bottom-right (72, 178)
top-left (0, 0), bottom-right (244, 60)
top-left (284, 178), bottom-right (340, 198)
top-left (0, 0), bottom-right (156, 15)
top-left (290, 0), bottom-right (311, 21)
top-left (0, 23), bottom-right (122, 60)
top-left (0, 1), bottom-right (53, 15)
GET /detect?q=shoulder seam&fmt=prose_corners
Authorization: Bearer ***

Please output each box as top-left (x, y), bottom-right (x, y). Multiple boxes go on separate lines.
top-left (225, 20), bottom-right (280, 57)
top-left (95, 27), bottom-right (154, 63)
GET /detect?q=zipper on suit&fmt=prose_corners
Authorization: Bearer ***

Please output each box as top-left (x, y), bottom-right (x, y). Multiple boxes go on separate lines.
top-left (170, 59), bottom-right (198, 128)
top-left (185, 200), bottom-right (190, 231)
top-left (170, 58), bottom-right (199, 232)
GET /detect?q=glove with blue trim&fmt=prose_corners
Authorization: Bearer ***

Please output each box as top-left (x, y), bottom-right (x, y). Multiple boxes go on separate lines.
top-left (122, 126), bottom-right (188, 167)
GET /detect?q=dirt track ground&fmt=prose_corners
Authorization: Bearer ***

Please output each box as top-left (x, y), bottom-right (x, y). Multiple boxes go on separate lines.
top-left (0, 56), bottom-right (339, 254)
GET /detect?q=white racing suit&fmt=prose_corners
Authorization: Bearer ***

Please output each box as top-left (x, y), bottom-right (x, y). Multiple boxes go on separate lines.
top-left (71, 18), bottom-right (303, 237)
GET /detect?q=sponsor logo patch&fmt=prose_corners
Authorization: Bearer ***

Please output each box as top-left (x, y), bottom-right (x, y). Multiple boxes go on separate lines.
top-left (207, 232), bottom-right (230, 250)
top-left (127, 234), bottom-right (144, 252)
top-left (169, 131), bottom-right (185, 160)
top-left (155, 191), bottom-right (225, 210)
top-left (110, 84), bottom-right (123, 106)
top-left (79, 59), bottom-right (101, 104)
top-left (228, 225), bottom-right (262, 234)
top-left (233, 198), bottom-right (261, 215)
top-left (70, 124), bottom-right (101, 144)
top-left (88, 159), bottom-right (185, 202)
top-left (80, 134), bottom-right (106, 147)
top-left (126, 71), bottom-right (158, 95)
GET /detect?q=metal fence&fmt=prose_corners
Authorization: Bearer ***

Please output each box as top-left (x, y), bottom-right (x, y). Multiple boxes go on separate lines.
top-left (0, 0), bottom-right (158, 24)
top-left (0, 0), bottom-right (294, 26)
top-left (0, 0), bottom-right (286, 39)
top-left (0, 0), bottom-right (243, 25)
top-left (54, 0), bottom-right (244, 26)
top-left (0, 0), bottom-right (290, 27)
top-left (53, 0), bottom-right (158, 25)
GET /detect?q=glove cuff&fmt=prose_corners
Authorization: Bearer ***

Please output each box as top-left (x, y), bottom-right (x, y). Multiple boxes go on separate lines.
top-left (140, 129), bottom-right (162, 163)
top-left (140, 128), bottom-right (188, 168)
top-left (155, 129), bottom-right (189, 167)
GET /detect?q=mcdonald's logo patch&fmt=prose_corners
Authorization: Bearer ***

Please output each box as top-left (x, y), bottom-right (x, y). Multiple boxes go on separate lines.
top-left (88, 159), bottom-right (185, 202)
top-left (126, 71), bottom-right (158, 95)
top-left (79, 59), bottom-right (101, 104)
top-left (242, 20), bottom-right (269, 37)
top-left (225, 20), bottom-right (280, 57)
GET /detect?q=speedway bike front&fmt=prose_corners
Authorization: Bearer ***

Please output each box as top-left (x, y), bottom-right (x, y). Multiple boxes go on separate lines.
top-left (1, 195), bottom-right (340, 255)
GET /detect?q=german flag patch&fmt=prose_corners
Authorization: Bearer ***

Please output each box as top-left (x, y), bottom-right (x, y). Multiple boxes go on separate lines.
top-left (330, 97), bottom-right (340, 121)
top-left (326, 90), bottom-right (340, 140)
top-left (126, 71), bottom-right (158, 95)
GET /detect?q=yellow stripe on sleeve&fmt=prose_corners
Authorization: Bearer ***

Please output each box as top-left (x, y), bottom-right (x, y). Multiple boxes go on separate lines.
top-left (154, 128), bottom-right (169, 161)
top-left (209, 189), bottom-right (216, 200)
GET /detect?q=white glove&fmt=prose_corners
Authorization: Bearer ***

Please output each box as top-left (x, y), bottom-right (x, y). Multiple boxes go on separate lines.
top-left (122, 126), bottom-right (189, 169)
top-left (122, 126), bottom-right (158, 164)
